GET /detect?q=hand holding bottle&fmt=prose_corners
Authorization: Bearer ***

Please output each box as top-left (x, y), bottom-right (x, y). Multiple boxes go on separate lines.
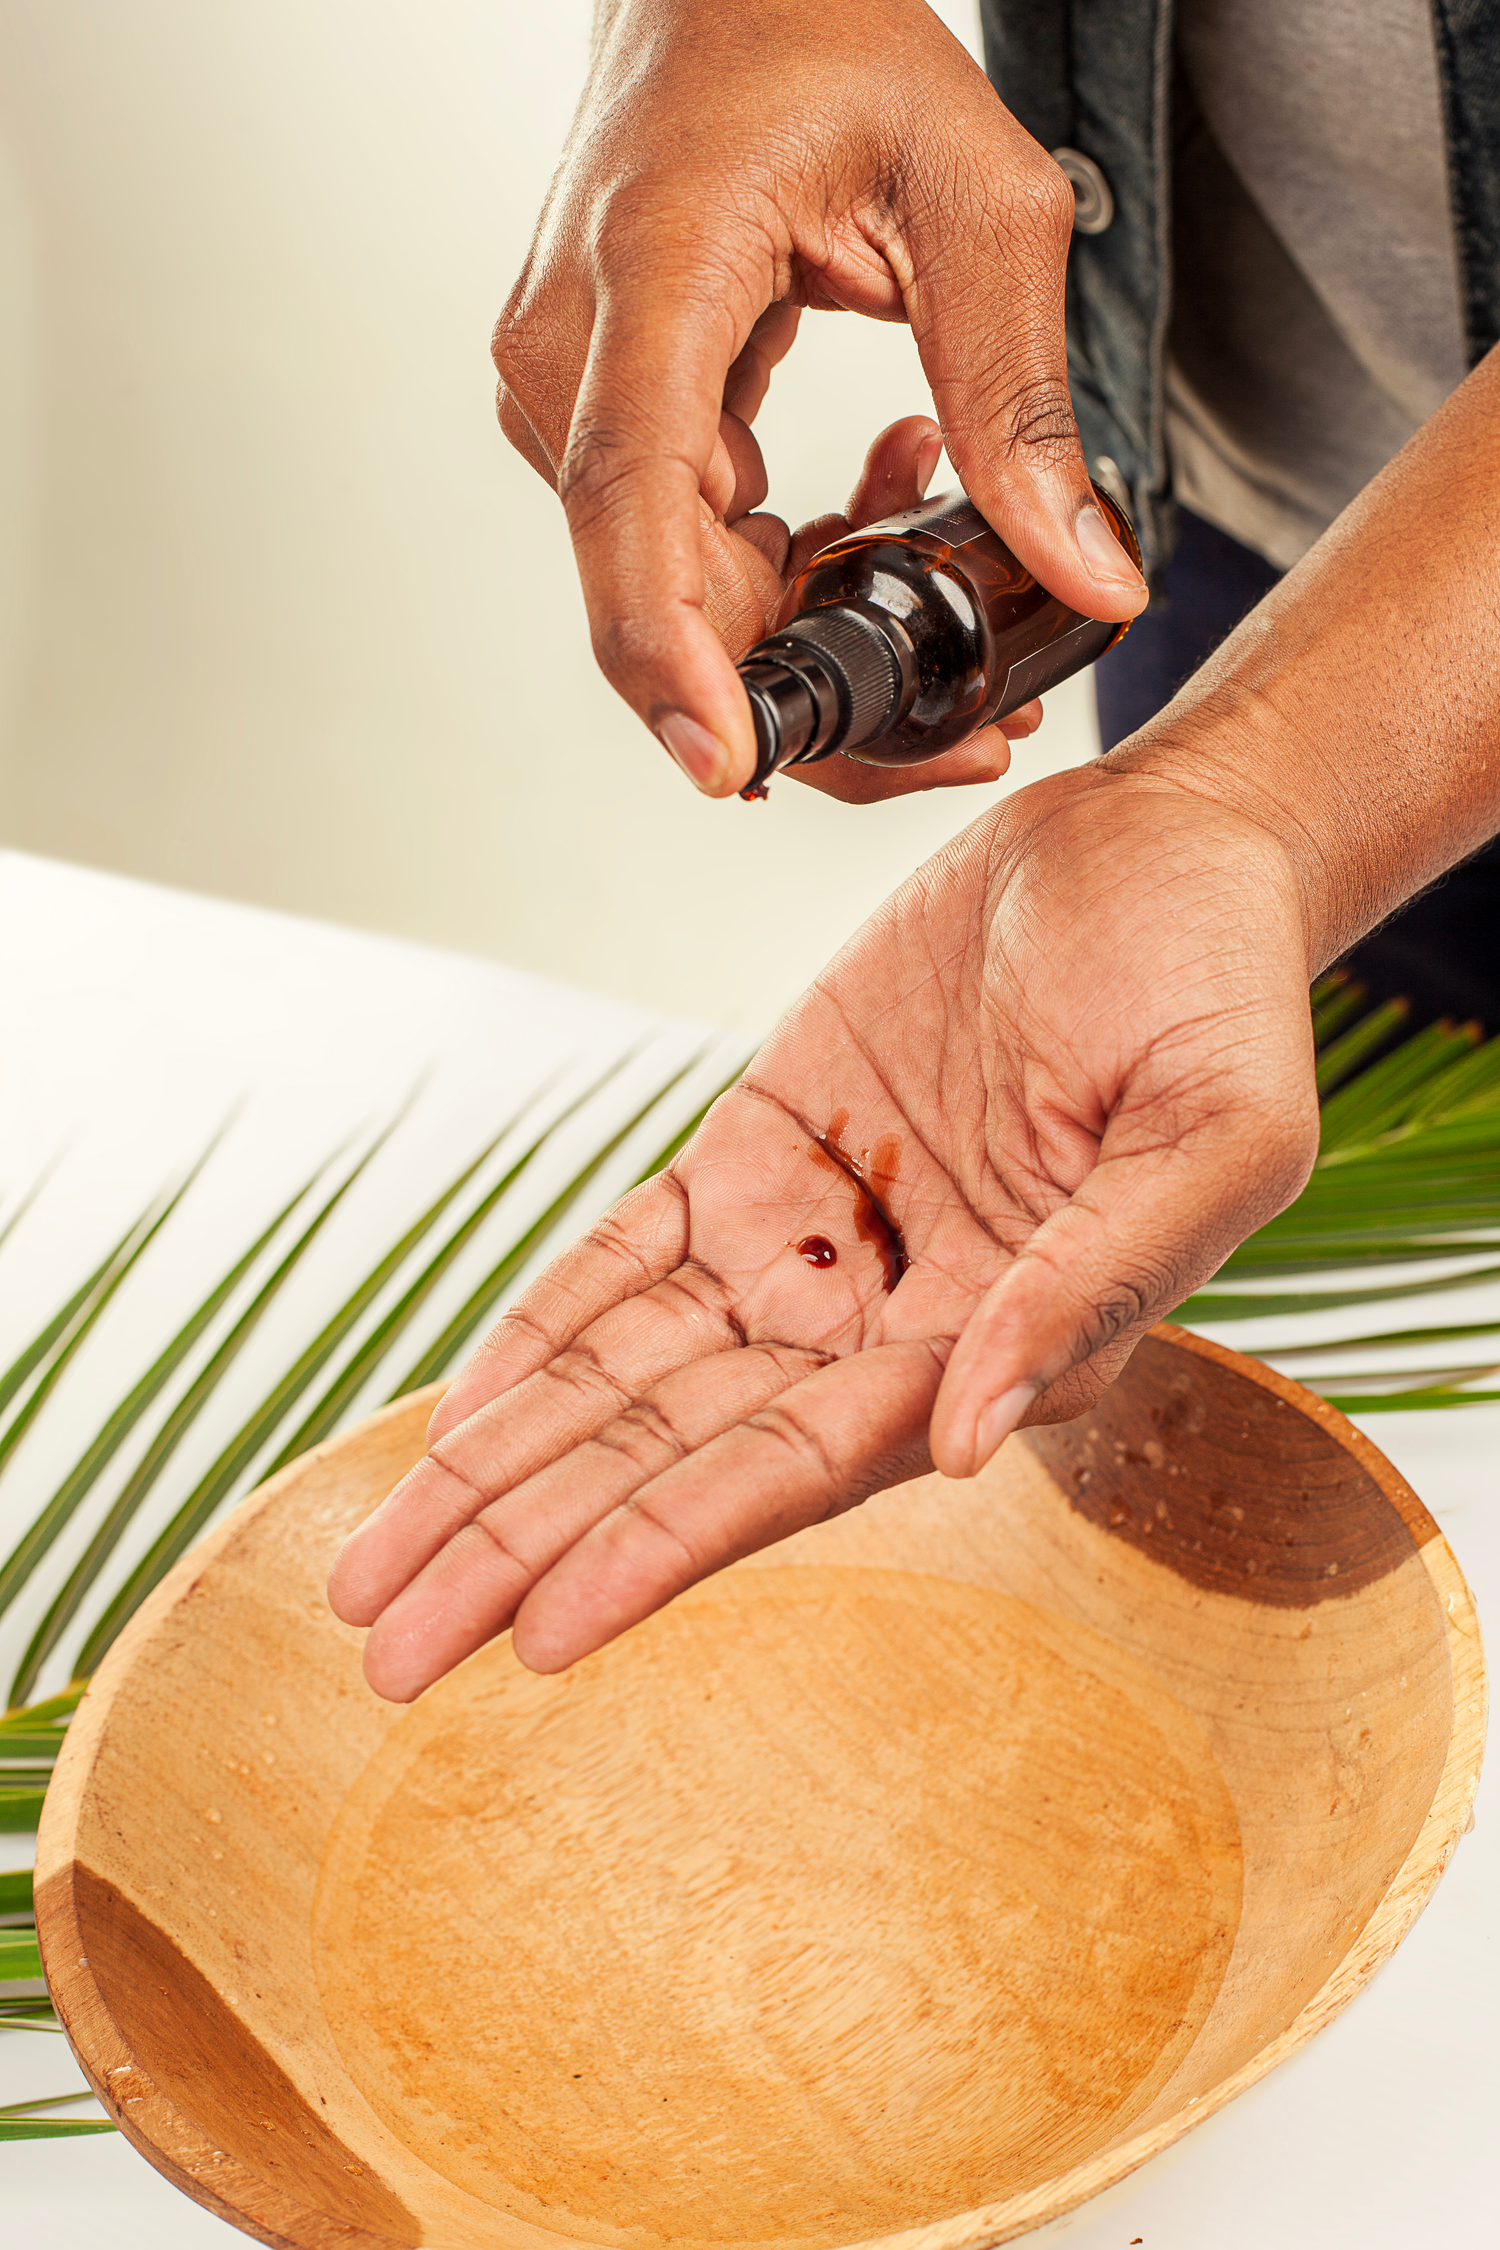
top-left (334, 281), bottom-right (1500, 1704)
top-left (492, 0), bottom-right (1147, 799)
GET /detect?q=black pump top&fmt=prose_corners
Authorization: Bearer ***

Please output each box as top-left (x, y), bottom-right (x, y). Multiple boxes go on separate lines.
top-left (736, 606), bottom-right (911, 795)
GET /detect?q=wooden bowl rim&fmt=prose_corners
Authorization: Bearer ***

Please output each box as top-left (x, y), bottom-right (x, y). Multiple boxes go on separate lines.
top-left (35, 1331), bottom-right (1488, 2250)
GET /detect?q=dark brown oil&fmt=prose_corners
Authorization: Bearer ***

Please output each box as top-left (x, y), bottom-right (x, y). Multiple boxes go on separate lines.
top-left (806, 1111), bottom-right (907, 1292)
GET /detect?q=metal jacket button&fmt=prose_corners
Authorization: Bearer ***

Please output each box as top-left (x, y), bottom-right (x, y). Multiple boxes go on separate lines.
top-left (1052, 147), bottom-right (1114, 235)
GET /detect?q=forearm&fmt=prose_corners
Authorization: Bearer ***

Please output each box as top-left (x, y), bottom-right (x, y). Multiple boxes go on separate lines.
top-left (1114, 345), bottom-right (1500, 970)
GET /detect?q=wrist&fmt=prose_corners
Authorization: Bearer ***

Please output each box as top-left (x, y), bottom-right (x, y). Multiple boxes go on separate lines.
top-left (1102, 696), bottom-right (1352, 975)
top-left (984, 754), bottom-right (1318, 977)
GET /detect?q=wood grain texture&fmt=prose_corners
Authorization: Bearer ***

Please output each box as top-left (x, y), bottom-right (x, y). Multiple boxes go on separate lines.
top-left (35, 1332), bottom-right (1486, 2250)
top-left (312, 1571), bottom-right (1240, 2246)
top-left (1027, 1327), bottom-right (1431, 1602)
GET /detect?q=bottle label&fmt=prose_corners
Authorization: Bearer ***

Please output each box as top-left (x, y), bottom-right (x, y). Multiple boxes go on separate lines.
top-left (864, 492), bottom-right (991, 550)
top-left (998, 617), bottom-right (1116, 712)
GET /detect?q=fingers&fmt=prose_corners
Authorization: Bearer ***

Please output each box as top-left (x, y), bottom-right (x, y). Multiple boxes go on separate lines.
top-left (888, 104), bottom-right (1147, 622)
top-left (329, 1254), bottom-right (740, 1631)
top-left (845, 414), bottom-right (943, 527)
top-left (495, 384), bottom-right (557, 491)
top-left (723, 301), bottom-right (802, 425)
top-left (426, 1175), bottom-right (690, 1447)
top-left (511, 1336), bottom-right (945, 1676)
top-left (928, 1101), bottom-right (1318, 1480)
top-left (733, 511), bottom-right (792, 577)
top-left (701, 409), bottom-right (771, 524)
top-left (791, 725), bottom-right (1018, 803)
top-left (550, 238), bottom-right (775, 795)
top-left (328, 1177), bottom-right (692, 1627)
top-left (785, 512), bottom-right (855, 580)
top-left (356, 1338), bottom-right (823, 1701)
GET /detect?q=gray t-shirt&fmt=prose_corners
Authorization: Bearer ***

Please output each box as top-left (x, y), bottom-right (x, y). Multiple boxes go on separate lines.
top-left (1166, 0), bottom-right (1467, 569)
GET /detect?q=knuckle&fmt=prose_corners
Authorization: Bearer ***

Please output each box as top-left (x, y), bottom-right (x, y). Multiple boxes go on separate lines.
top-left (745, 1400), bottom-right (841, 1488)
top-left (997, 372), bottom-right (1080, 465)
top-left (546, 1341), bottom-right (632, 1414)
top-left (609, 1395), bottom-right (691, 1467)
top-left (422, 1450), bottom-right (488, 1513)
top-left (557, 420), bottom-right (635, 516)
top-left (621, 1490), bottom-right (701, 1572)
top-left (585, 597), bottom-right (675, 696)
top-left (581, 1210), bottom-right (659, 1283)
top-left (489, 1302), bottom-right (557, 1359)
top-left (490, 303), bottom-right (529, 383)
top-left (1015, 157), bottom-right (1076, 247)
top-left (465, 1513), bottom-right (531, 1582)
top-left (1072, 1278), bottom-right (1152, 1361)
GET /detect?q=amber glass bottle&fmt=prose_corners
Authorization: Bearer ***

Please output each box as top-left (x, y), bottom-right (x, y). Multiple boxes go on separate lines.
top-left (735, 484), bottom-right (1141, 794)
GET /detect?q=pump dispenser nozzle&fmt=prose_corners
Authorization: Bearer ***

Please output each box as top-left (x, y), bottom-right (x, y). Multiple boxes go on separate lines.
top-left (736, 607), bottom-right (912, 797)
top-left (734, 483), bottom-right (1140, 796)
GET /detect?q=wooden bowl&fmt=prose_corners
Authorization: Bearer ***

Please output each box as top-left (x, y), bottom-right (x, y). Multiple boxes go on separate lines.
top-left (37, 1326), bottom-right (1484, 2250)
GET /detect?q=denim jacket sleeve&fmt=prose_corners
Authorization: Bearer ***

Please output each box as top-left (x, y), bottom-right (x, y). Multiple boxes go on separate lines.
top-left (978, 0), bottom-right (1500, 579)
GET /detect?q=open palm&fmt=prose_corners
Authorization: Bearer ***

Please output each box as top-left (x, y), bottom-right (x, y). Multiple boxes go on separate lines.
top-left (330, 769), bottom-right (1319, 1697)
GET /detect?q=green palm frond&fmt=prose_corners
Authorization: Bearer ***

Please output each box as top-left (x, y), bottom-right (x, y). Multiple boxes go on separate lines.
top-left (0, 2119), bottom-right (115, 2139)
top-left (0, 1864), bottom-right (63, 2064)
top-left (0, 1866), bottom-right (36, 1915)
top-left (0, 1865), bottom-right (58, 2042)
top-left (0, 1182), bottom-right (193, 1484)
top-left (0, 1156), bottom-right (341, 1704)
top-left (1313, 994), bottom-right (1410, 1095)
top-left (1181, 971), bottom-right (1500, 1405)
top-left (0, 1047), bottom-right (724, 1727)
top-left (55, 1099), bottom-right (528, 1700)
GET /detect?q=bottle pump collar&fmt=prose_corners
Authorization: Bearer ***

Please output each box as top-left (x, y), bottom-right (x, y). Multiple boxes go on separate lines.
top-left (737, 605), bottom-right (912, 796)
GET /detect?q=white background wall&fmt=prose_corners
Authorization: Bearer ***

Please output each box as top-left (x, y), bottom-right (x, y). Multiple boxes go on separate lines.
top-left (0, 0), bottom-right (1096, 1034)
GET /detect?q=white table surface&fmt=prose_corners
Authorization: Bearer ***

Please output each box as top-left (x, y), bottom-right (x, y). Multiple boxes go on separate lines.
top-left (0, 849), bottom-right (1493, 2248)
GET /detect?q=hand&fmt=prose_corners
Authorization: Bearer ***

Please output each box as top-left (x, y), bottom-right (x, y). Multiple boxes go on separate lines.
top-left (686, 411), bottom-right (1051, 805)
top-left (329, 766), bottom-right (1318, 1699)
top-left (494, 0), bottom-right (1147, 799)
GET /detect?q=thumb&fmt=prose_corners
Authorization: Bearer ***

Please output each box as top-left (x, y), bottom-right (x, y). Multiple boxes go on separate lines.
top-left (928, 1118), bottom-right (1313, 1479)
top-left (894, 103), bottom-right (1147, 621)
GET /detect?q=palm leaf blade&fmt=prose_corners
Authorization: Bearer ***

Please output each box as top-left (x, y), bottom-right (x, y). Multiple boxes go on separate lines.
top-left (0, 1207), bottom-right (156, 1437)
top-left (0, 2118), bottom-right (115, 2139)
top-left (4, 1158), bottom-right (343, 1706)
top-left (1313, 996), bottom-right (1409, 1097)
top-left (0, 1929), bottom-right (42, 1979)
top-left (0, 1139), bottom-right (230, 1606)
top-left (387, 1058), bottom-right (711, 1399)
top-left (0, 1869), bottom-right (34, 1915)
top-left (65, 1110), bottom-right (437, 1681)
top-left (257, 1062), bottom-right (636, 1475)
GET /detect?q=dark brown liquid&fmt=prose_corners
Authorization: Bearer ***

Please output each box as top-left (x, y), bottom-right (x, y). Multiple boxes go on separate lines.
top-left (796, 1236), bottom-right (838, 1268)
top-left (807, 1110), bottom-right (908, 1293)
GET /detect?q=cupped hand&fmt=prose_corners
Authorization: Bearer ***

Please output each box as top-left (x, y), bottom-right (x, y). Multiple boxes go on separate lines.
top-left (494, 0), bottom-right (1146, 799)
top-left (329, 768), bottom-right (1319, 1700)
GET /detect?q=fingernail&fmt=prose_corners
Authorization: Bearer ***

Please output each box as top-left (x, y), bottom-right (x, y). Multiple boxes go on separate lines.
top-left (1074, 500), bottom-right (1144, 590)
top-left (973, 1382), bottom-right (1039, 1471)
top-left (915, 436), bottom-right (943, 498)
top-left (657, 712), bottom-right (728, 791)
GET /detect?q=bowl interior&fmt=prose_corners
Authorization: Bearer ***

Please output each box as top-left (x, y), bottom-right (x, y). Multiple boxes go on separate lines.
top-left (37, 1329), bottom-right (1482, 2250)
